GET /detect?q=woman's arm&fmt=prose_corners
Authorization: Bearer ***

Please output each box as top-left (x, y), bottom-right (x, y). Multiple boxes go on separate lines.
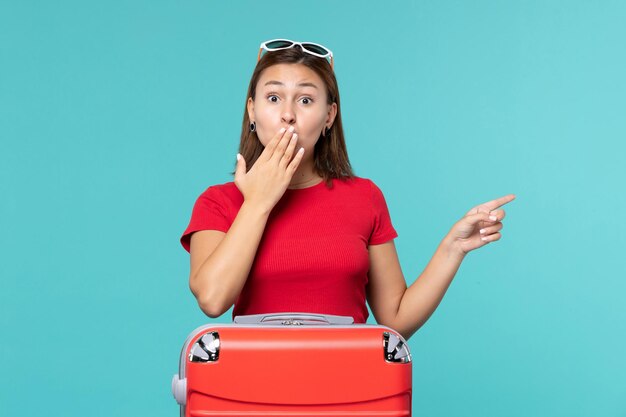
top-left (189, 202), bottom-right (272, 317)
top-left (189, 126), bottom-right (304, 318)
top-left (367, 194), bottom-right (516, 340)
top-left (367, 237), bottom-right (464, 341)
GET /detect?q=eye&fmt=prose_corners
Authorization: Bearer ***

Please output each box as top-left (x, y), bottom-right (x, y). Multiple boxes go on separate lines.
top-left (267, 94), bottom-right (279, 103)
top-left (300, 97), bottom-right (313, 105)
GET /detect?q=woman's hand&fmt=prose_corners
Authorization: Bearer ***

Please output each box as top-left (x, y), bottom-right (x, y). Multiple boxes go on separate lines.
top-left (234, 126), bottom-right (304, 213)
top-left (448, 194), bottom-right (516, 255)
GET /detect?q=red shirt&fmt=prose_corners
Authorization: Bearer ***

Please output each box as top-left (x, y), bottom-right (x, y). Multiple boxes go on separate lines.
top-left (180, 177), bottom-right (397, 323)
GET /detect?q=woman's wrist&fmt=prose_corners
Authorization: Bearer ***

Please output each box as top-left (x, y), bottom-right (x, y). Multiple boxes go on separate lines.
top-left (240, 199), bottom-right (273, 219)
top-left (442, 233), bottom-right (468, 261)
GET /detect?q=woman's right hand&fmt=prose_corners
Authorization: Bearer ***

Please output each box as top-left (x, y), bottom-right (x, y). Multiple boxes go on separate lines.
top-left (234, 126), bottom-right (305, 213)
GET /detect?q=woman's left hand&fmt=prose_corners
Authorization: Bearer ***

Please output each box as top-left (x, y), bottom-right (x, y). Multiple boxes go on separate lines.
top-left (448, 194), bottom-right (516, 255)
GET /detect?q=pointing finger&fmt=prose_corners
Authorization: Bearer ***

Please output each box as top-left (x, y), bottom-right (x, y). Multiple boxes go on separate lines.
top-left (483, 194), bottom-right (516, 211)
top-left (466, 194), bottom-right (516, 216)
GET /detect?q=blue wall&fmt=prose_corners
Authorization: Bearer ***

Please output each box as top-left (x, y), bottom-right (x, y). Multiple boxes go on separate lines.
top-left (1, 1), bottom-right (625, 416)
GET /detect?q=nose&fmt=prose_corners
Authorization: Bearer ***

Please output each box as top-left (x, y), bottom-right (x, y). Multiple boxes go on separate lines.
top-left (281, 102), bottom-right (296, 126)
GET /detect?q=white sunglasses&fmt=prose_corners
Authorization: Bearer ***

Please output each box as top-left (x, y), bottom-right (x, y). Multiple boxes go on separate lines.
top-left (258, 39), bottom-right (334, 69)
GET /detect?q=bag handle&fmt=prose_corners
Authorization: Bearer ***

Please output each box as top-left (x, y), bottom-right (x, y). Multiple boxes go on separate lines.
top-left (233, 312), bottom-right (354, 325)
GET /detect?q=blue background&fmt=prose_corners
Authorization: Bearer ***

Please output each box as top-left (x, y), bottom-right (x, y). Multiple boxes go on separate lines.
top-left (2, 1), bottom-right (625, 416)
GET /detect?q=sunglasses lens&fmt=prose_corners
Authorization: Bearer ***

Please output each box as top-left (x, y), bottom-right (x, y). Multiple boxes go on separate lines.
top-left (265, 40), bottom-right (294, 50)
top-left (302, 43), bottom-right (329, 56)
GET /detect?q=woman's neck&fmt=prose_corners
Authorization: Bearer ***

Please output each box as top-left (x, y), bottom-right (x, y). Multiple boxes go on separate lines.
top-left (288, 160), bottom-right (322, 189)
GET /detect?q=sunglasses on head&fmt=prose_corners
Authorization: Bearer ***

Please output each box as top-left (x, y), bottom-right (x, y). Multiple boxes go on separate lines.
top-left (258, 39), bottom-right (334, 70)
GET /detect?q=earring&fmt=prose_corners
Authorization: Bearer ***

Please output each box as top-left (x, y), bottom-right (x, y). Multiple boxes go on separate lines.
top-left (250, 122), bottom-right (256, 132)
top-left (324, 126), bottom-right (331, 137)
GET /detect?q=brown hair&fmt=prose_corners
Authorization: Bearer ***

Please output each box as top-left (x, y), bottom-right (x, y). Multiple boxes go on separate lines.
top-left (236, 46), bottom-right (354, 188)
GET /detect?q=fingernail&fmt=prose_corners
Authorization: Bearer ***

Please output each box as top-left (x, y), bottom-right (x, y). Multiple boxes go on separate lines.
top-left (292, 133), bottom-right (298, 140)
top-left (298, 147), bottom-right (304, 153)
top-left (481, 237), bottom-right (488, 241)
top-left (288, 126), bottom-right (295, 132)
top-left (489, 215), bottom-right (497, 221)
top-left (279, 127), bottom-right (286, 133)
top-left (479, 229), bottom-right (485, 234)
top-left (236, 153), bottom-right (241, 161)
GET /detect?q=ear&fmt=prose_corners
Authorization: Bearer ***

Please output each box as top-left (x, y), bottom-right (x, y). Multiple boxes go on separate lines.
top-left (247, 97), bottom-right (255, 122)
top-left (325, 102), bottom-right (337, 128)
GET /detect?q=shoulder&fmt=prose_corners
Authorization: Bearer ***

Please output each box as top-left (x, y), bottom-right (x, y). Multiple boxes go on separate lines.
top-left (333, 176), bottom-right (385, 196)
top-left (198, 181), bottom-right (240, 198)
top-left (327, 177), bottom-right (392, 209)
top-left (333, 176), bottom-right (377, 189)
top-left (195, 181), bottom-right (243, 207)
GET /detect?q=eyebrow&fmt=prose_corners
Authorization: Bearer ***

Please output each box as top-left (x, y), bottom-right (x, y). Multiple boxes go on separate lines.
top-left (263, 80), bottom-right (318, 89)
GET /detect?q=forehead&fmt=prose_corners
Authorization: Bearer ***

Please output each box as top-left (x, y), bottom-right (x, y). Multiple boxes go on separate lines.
top-left (256, 63), bottom-right (325, 90)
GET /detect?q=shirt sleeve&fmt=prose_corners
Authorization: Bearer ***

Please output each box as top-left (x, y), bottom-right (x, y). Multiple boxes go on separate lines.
top-left (180, 186), bottom-right (231, 253)
top-left (368, 180), bottom-right (398, 245)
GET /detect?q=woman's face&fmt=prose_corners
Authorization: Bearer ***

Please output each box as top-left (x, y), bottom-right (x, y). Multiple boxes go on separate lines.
top-left (247, 63), bottom-right (337, 158)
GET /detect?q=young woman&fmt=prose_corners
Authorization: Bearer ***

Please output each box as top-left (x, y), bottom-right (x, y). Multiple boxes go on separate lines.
top-left (181, 39), bottom-right (515, 340)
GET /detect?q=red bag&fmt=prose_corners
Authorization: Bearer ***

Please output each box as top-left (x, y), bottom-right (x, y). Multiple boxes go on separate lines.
top-left (172, 312), bottom-right (412, 417)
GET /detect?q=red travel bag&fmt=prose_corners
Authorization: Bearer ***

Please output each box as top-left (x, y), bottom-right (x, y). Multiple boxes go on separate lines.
top-left (172, 312), bottom-right (412, 417)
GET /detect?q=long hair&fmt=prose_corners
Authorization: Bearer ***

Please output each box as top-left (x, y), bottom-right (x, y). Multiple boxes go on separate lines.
top-left (236, 46), bottom-right (354, 188)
